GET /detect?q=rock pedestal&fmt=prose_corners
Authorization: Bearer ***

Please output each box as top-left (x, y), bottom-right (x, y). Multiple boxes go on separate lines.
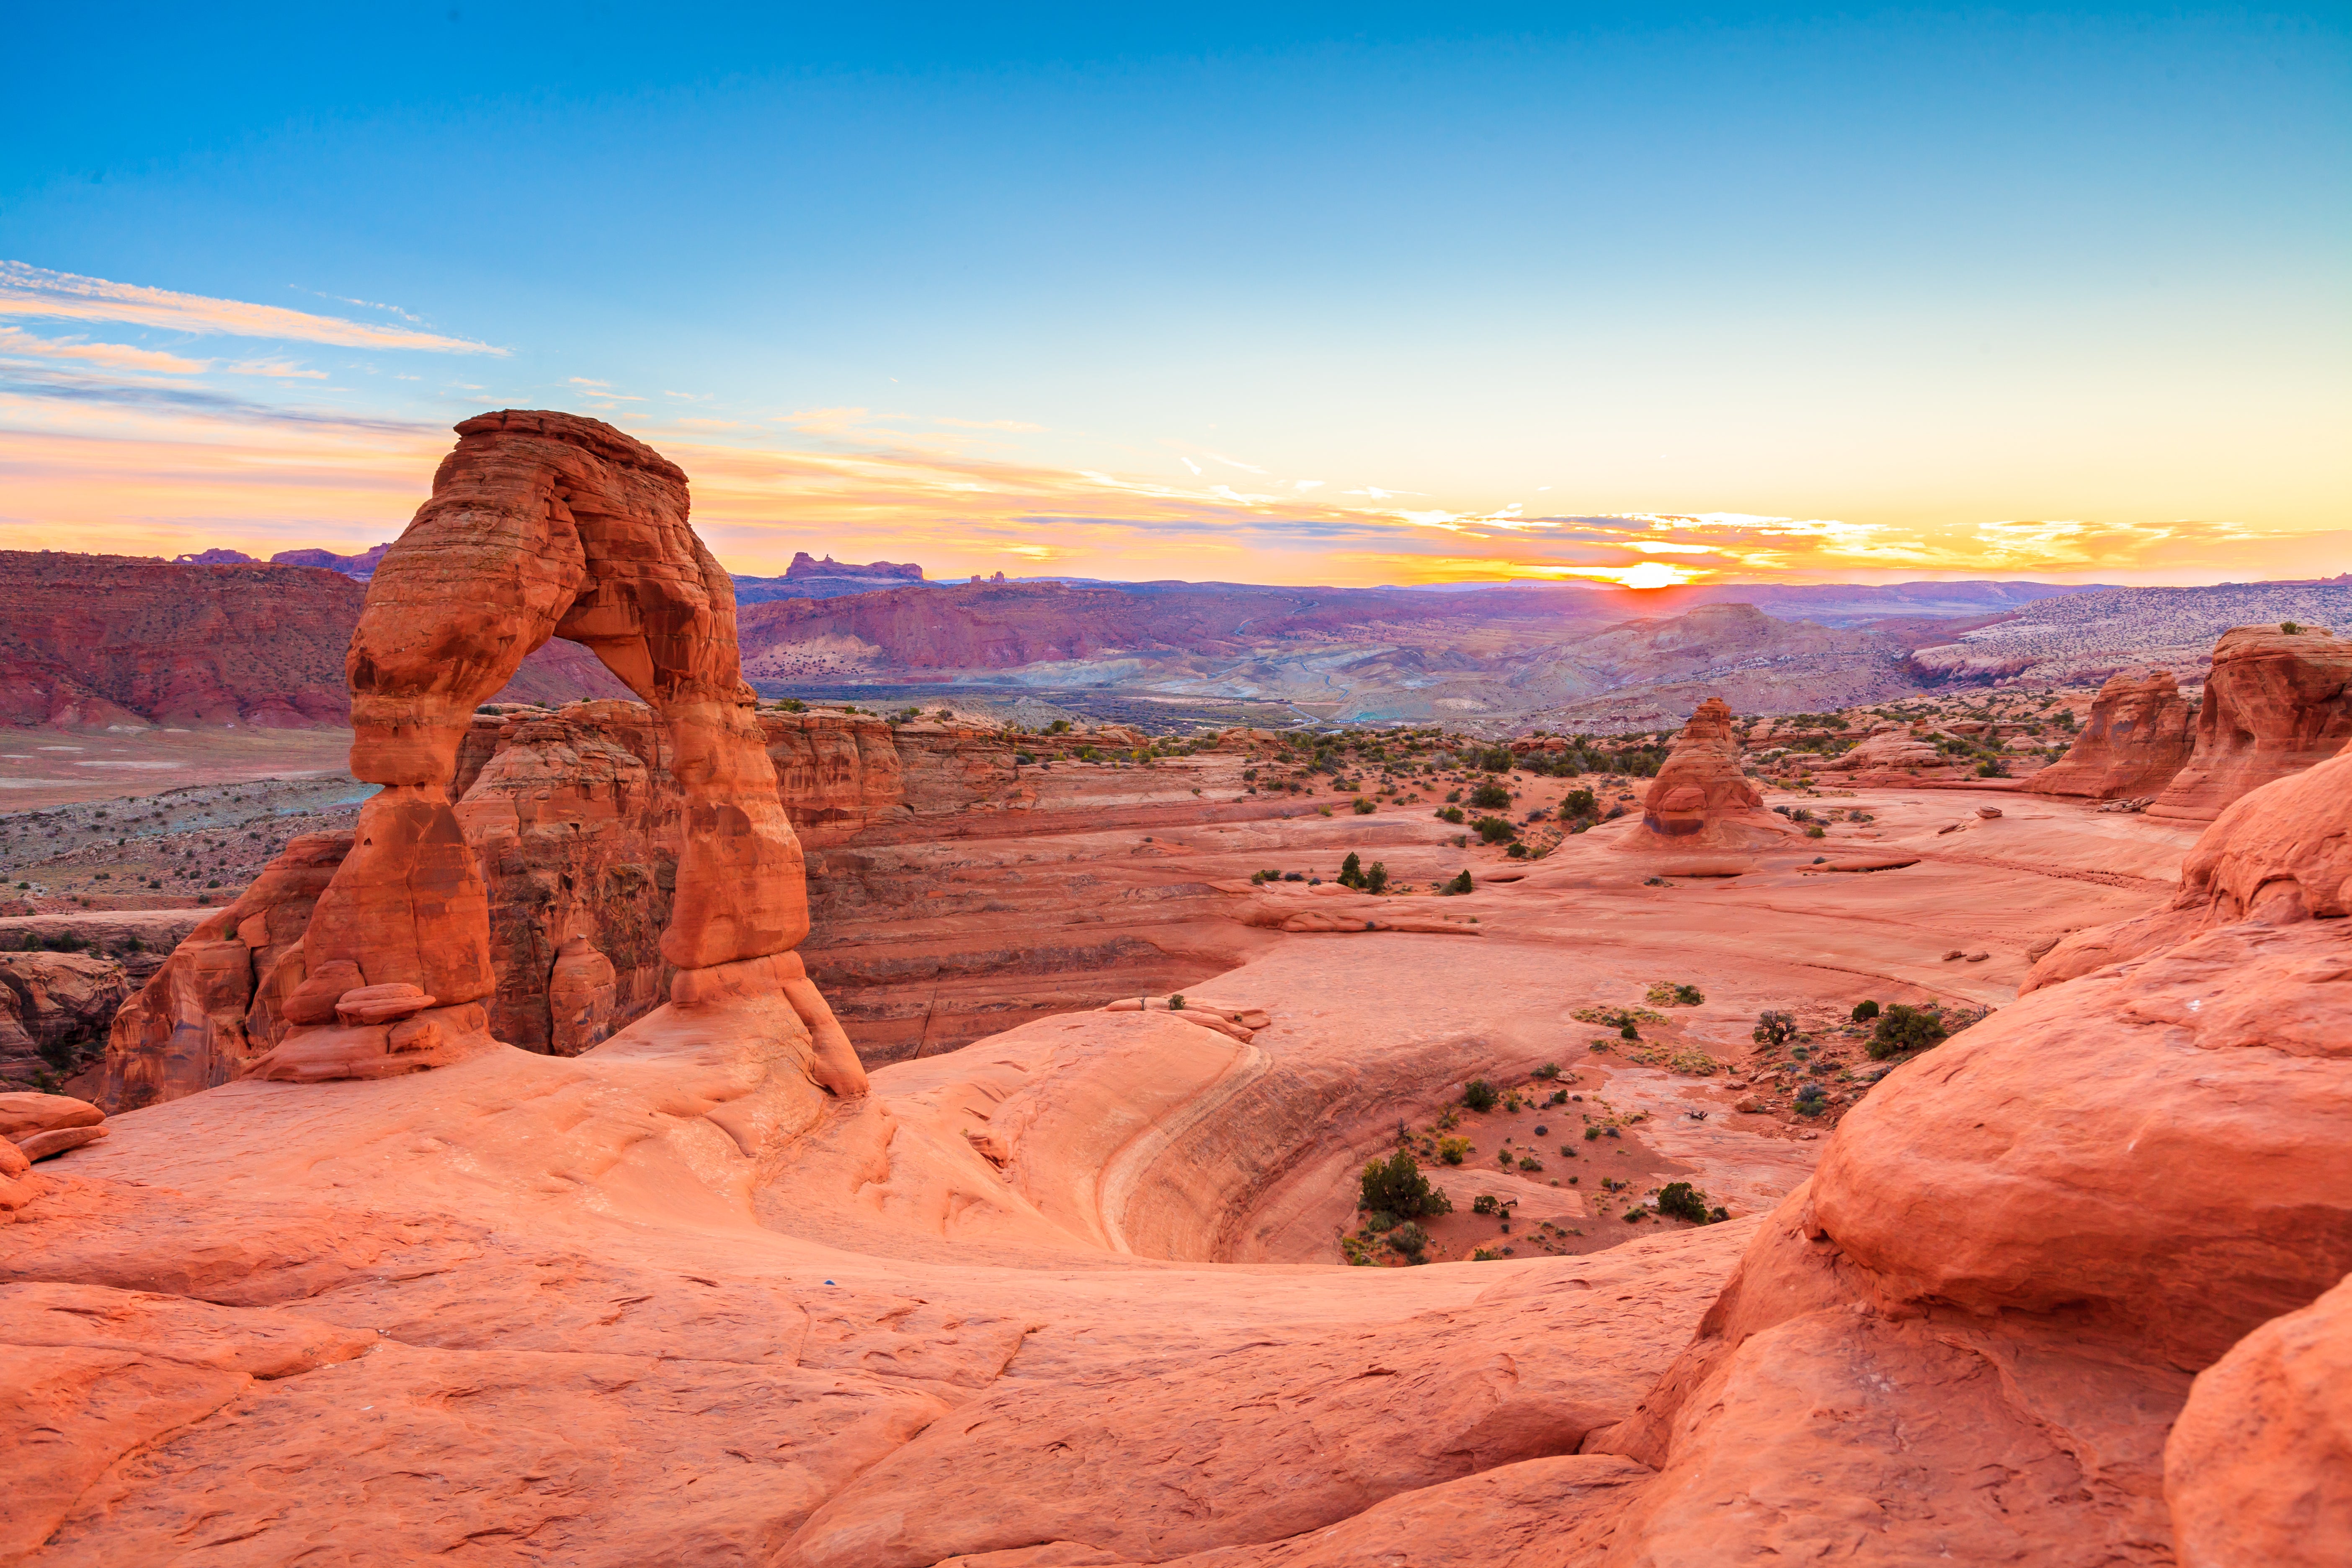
top-left (2027, 668), bottom-right (2195, 799)
top-left (2147, 626), bottom-right (2352, 822)
top-left (245, 410), bottom-right (866, 1096)
top-left (1622, 698), bottom-right (1794, 854)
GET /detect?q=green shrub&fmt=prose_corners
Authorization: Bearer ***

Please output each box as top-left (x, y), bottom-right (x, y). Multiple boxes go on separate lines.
top-left (1473, 815), bottom-right (1516, 843)
top-left (1436, 805), bottom-right (1465, 824)
top-left (1561, 787), bottom-right (1597, 818)
top-left (1365, 861), bottom-right (1389, 893)
top-left (1351, 797), bottom-right (1375, 814)
top-left (1445, 870), bottom-right (1473, 895)
top-left (1851, 999), bottom-right (1880, 1022)
top-left (1462, 1079), bottom-right (1499, 1112)
top-left (1387, 1221), bottom-right (1430, 1257)
top-left (1516, 1155), bottom-right (1542, 1172)
top-left (1804, 824), bottom-right (1827, 838)
top-left (1868, 1003), bottom-right (1948, 1059)
top-left (1437, 1136), bottom-right (1472, 1165)
top-left (1532, 1063), bottom-right (1560, 1080)
top-left (1752, 1010), bottom-right (1798, 1047)
top-left (1655, 1181), bottom-right (1712, 1223)
top-left (2282, 621), bottom-right (2302, 634)
top-left (1339, 851), bottom-right (1365, 887)
top-left (1358, 1149), bottom-right (1452, 1219)
top-left (1583, 1125), bottom-right (1602, 1141)
top-left (1470, 781), bottom-right (1511, 809)
top-left (1472, 1194), bottom-right (1499, 1215)
top-left (1618, 1021), bottom-right (1640, 1041)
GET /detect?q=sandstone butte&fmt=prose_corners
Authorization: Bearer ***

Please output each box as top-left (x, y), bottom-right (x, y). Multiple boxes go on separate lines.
top-left (1, 413), bottom-right (2344, 1567)
top-left (2146, 623), bottom-right (2352, 823)
top-left (1617, 696), bottom-right (1796, 858)
top-left (2027, 666), bottom-right (2197, 801)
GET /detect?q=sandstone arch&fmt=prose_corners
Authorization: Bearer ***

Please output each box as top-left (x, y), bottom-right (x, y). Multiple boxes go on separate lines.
top-left (253, 410), bottom-right (865, 1094)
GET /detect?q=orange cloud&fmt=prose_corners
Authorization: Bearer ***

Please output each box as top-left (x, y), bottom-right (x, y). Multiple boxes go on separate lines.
top-left (0, 392), bottom-right (2341, 589)
top-left (0, 261), bottom-right (502, 354)
top-left (0, 327), bottom-right (209, 374)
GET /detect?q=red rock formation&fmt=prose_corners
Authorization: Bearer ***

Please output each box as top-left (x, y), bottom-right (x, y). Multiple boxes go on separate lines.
top-left (2147, 625), bottom-right (2352, 822)
top-left (91, 833), bottom-right (348, 1107)
top-left (0, 951), bottom-right (129, 1088)
top-left (2026, 733), bottom-right (2352, 990)
top-left (0, 549), bottom-right (651, 732)
top-left (244, 410), bottom-right (864, 1096)
top-left (0, 551), bottom-right (365, 729)
top-left (2164, 1269), bottom-right (2352, 1567)
top-left (2027, 667), bottom-right (2195, 799)
top-left (1621, 698), bottom-right (1793, 853)
top-left (1589, 725), bottom-right (2352, 1563)
top-left (453, 701), bottom-right (678, 1055)
top-left (785, 551), bottom-right (923, 582)
top-left (760, 710), bottom-right (907, 841)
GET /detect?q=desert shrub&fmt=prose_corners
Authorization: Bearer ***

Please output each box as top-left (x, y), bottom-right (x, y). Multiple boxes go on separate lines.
top-left (1445, 870), bottom-right (1473, 895)
top-left (1462, 1079), bottom-right (1499, 1112)
top-left (1471, 781), bottom-right (1511, 809)
top-left (1869, 1003), bottom-right (1948, 1059)
top-left (2282, 621), bottom-right (2301, 634)
top-left (1506, 842), bottom-right (1529, 858)
top-left (1472, 1193), bottom-right (1499, 1215)
top-left (1752, 1010), bottom-right (1798, 1047)
top-left (1476, 748), bottom-right (1514, 773)
top-left (1851, 998), bottom-right (1881, 1022)
top-left (1532, 1062), bottom-right (1560, 1080)
top-left (1623, 1208), bottom-right (1648, 1223)
top-left (1793, 1084), bottom-right (1828, 1115)
top-left (1583, 1125), bottom-right (1601, 1141)
top-left (1358, 1150), bottom-right (1452, 1219)
top-left (1804, 824), bottom-right (1827, 838)
top-left (1437, 1136), bottom-right (1473, 1165)
top-left (1618, 1021), bottom-right (1640, 1041)
top-left (1548, 1088), bottom-right (1568, 1104)
top-left (1646, 981), bottom-right (1704, 1006)
top-left (1436, 805), bottom-right (1465, 824)
top-left (1975, 758), bottom-right (2006, 778)
top-left (1387, 1221), bottom-right (1430, 1258)
top-left (1473, 815), bottom-right (1517, 843)
top-left (1015, 751), bottom-right (1038, 764)
top-left (1365, 861), bottom-right (1389, 893)
top-left (1471, 1246), bottom-right (1502, 1261)
top-left (1339, 851), bottom-right (1365, 887)
top-left (1655, 1181), bottom-right (1712, 1223)
top-left (1561, 787), bottom-right (1597, 818)
top-left (1363, 1209), bottom-right (1398, 1233)
top-left (1517, 1155), bottom-right (1542, 1172)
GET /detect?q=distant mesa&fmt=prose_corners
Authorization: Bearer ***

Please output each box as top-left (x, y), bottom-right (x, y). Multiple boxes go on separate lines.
top-left (785, 551), bottom-right (924, 583)
top-left (269, 541), bottom-right (392, 579)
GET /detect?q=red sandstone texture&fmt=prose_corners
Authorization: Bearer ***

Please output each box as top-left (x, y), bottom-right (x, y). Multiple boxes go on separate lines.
top-left (2148, 624), bottom-right (2352, 822)
top-left (2027, 666), bottom-right (2196, 799)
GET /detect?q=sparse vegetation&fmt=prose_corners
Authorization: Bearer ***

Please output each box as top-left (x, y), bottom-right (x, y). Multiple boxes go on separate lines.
top-left (1753, 1010), bottom-right (1798, 1047)
top-left (1851, 999), bottom-right (1880, 1022)
top-left (1358, 1150), bottom-right (1452, 1220)
top-left (1869, 1003), bottom-right (1948, 1059)
top-left (1462, 1079), bottom-right (1499, 1113)
top-left (1656, 1181), bottom-right (1713, 1224)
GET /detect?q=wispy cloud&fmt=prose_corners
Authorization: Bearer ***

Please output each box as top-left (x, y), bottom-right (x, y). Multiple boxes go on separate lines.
top-left (0, 262), bottom-right (503, 354)
top-left (0, 327), bottom-right (208, 374)
top-left (935, 415), bottom-right (1046, 433)
top-left (224, 357), bottom-right (329, 381)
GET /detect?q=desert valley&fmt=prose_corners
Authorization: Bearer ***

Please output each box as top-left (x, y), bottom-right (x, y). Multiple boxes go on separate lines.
top-left (0, 411), bottom-right (2344, 1565)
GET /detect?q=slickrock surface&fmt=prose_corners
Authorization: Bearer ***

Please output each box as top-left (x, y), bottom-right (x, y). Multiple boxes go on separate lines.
top-left (2027, 666), bottom-right (2195, 799)
top-left (2148, 624), bottom-right (2352, 822)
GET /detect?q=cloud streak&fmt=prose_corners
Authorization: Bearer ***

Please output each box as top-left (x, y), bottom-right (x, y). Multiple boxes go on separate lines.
top-left (0, 262), bottom-right (504, 354)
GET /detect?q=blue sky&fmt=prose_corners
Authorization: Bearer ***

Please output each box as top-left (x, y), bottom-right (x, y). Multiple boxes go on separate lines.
top-left (2, 3), bottom-right (2345, 585)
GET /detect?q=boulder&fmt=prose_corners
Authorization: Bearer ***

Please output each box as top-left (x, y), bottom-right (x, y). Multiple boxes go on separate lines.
top-left (2148, 626), bottom-right (2352, 823)
top-left (2165, 1269), bottom-right (2352, 1567)
top-left (0, 1093), bottom-right (103, 1142)
top-left (2026, 668), bottom-right (2195, 800)
top-left (16, 1124), bottom-right (106, 1161)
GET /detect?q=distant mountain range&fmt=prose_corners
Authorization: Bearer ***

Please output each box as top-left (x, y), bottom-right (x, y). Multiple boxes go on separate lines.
top-left (0, 545), bottom-right (2321, 735)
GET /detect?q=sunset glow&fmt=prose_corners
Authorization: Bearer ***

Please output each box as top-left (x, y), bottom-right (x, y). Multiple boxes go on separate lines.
top-left (3, 7), bottom-right (2344, 587)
